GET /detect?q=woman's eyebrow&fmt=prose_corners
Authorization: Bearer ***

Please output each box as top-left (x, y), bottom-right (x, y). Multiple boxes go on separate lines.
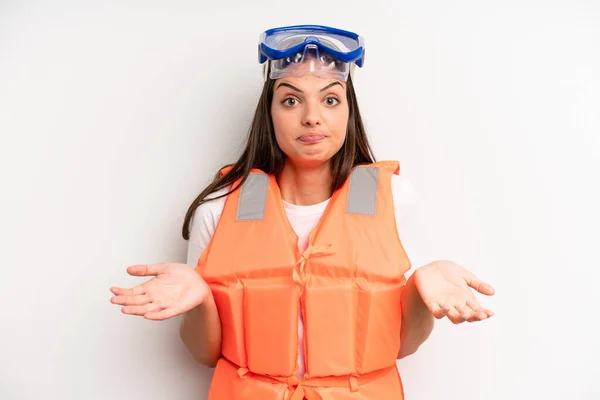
top-left (276, 82), bottom-right (303, 93)
top-left (275, 81), bottom-right (344, 93)
top-left (319, 81), bottom-right (343, 92)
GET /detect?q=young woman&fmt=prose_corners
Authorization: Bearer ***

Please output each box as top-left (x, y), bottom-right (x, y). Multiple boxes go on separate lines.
top-left (110, 25), bottom-right (495, 399)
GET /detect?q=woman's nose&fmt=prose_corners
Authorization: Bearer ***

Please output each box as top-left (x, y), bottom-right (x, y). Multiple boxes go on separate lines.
top-left (301, 101), bottom-right (322, 126)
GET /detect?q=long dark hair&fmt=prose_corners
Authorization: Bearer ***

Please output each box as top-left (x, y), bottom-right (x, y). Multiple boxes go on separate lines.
top-left (181, 73), bottom-right (376, 240)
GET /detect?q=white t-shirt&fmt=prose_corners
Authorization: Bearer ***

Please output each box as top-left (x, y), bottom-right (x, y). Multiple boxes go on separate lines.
top-left (186, 174), bottom-right (418, 377)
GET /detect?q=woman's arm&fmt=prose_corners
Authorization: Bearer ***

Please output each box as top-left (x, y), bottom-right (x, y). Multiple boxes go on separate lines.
top-left (391, 175), bottom-right (432, 358)
top-left (179, 288), bottom-right (222, 367)
top-left (398, 271), bottom-right (435, 359)
top-left (179, 191), bottom-right (228, 367)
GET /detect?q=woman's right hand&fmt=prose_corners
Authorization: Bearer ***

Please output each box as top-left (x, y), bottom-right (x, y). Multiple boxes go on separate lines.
top-left (110, 263), bottom-right (210, 320)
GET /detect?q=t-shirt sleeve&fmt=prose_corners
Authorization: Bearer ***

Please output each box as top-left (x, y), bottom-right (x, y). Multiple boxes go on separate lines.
top-left (390, 174), bottom-right (419, 268)
top-left (186, 186), bottom-right (229, 267)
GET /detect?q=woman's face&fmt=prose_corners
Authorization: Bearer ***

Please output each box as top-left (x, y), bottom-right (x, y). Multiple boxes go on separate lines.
top-left (271, 72), bottom-right (349, 169)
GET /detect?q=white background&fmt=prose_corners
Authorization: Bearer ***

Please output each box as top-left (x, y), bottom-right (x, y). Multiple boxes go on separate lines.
top-left (1, 1), bottom-right (598, 399)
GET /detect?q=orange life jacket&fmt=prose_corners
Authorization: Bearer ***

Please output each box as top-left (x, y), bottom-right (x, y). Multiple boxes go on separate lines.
top-left (196, 160), bottom-right (411, 399)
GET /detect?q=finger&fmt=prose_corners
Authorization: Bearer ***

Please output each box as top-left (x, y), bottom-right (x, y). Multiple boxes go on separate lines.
top-left (466, 298), bottom-right (483, 312)
top-left (464, 273), bottom-right (495, 296)
top-left (121, 303), bottom-right (163, 316)
top-left (110, 285), bottom-right (145, 297)
top-left (144, 307), bottom-right (181, 321)
top-left (463, 299), bottom-right (485, 321)
top-left (446, 308), bottom-right (466, 324)
top-left (470, 311), bottom-right (491, 322)
top-left (111, 294), bottom-right (151, 306)
top-left (483, 309), bottom-right (495, 318)
top-left (466, 298), bottom-right (494, 320)
top-left (427, 302), bottom-right (450, 319)
top-left (455, 303), bottom-right (474, 320)
top-left (127, 264), bottom-right (166, 277)
top-left (466, 308), bottom-right (487, 322)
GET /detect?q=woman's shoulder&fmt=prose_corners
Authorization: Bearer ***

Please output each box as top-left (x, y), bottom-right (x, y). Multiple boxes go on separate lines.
top-left (189, 185), bottom-right (231, 229)
top-left (186, 185), bottom-right (231, 266)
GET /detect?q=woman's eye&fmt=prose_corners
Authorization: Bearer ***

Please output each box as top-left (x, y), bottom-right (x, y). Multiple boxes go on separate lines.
top-left (325, 97), bottom-right (340, 106)
top-left (283, 98), bottom-right (298, 106)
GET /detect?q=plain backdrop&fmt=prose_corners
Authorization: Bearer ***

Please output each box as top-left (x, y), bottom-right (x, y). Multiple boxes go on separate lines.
top-left (1, 1), bottom-right (598, 399)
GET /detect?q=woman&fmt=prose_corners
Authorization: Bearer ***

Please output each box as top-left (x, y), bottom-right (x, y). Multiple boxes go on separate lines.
top-left (110, 25), bottom-right (495, 399)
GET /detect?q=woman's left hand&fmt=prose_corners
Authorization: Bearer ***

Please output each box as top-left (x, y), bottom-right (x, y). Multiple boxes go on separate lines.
top-left (413, 260), bottom-right (495, 324)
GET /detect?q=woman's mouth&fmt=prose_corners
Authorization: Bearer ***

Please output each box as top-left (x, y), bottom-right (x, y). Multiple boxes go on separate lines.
top-left (298, 134), bottom-right (326, 143)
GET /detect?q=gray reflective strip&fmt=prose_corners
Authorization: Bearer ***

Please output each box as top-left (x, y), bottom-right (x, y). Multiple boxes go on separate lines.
top-left (346, 166), bottom-right (379, 216)
top-left (236, 173), bottom-right (269, 221)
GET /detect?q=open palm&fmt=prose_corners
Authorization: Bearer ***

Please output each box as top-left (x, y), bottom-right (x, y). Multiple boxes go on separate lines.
top-left (414, 261), bottom-right (495, 324)
top-left (110, 263), bottom-right (209, 320)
